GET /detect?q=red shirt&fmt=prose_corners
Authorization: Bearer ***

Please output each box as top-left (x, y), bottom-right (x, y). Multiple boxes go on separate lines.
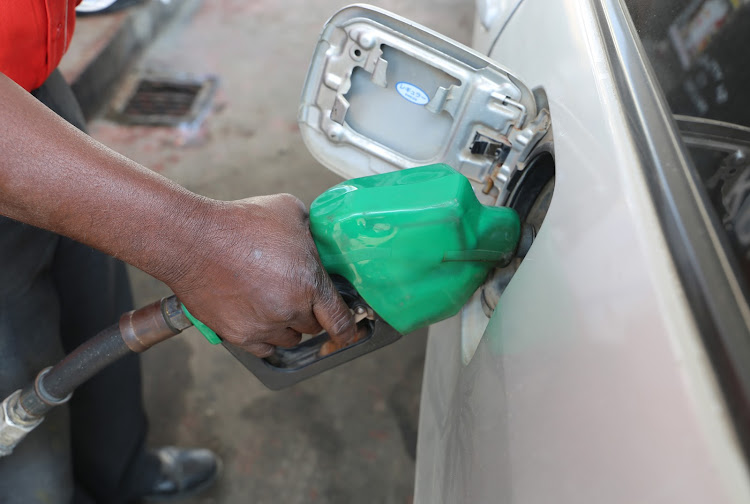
top-left (0, 0), bottom-right (79, 91)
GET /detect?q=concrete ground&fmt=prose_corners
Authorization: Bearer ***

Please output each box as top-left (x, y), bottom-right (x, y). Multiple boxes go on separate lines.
top-left (76, 1), bottom-right (473, 502)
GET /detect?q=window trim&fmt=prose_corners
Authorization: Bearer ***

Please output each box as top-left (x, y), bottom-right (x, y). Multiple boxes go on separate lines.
top-left (593, 0), bottom-right (750, 464)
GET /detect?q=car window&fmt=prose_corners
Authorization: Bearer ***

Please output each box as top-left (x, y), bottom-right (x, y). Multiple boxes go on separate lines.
top-left (624, 0), bottom-right (750, 297)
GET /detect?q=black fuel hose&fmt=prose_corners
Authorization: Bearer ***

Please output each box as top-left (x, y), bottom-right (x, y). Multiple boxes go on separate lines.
top-left (15, 296), bottom-right (191, 419)
top-left (18, 321), bottom-right (132, 418)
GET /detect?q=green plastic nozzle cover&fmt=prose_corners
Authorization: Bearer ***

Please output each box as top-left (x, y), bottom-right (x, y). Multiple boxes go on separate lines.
top-left (310, 164), bottom-right (521, 334)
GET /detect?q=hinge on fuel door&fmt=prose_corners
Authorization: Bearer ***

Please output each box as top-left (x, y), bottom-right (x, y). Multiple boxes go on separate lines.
top-left (467, 96), bottom-right (550, 206)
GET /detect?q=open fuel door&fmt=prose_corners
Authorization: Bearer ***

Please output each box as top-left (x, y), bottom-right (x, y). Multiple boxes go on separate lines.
top-left (298, 4), bottom-right (550, 205)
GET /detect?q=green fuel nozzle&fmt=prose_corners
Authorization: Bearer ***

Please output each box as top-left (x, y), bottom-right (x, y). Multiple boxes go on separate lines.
top-left (189, 164), bottom-right (522, 390)
top-left (310, 163), bottom-right (521, 334)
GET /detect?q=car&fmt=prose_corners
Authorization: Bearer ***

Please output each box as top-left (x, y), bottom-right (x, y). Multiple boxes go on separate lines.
top-left (296, 1), bottom-right (750, 502)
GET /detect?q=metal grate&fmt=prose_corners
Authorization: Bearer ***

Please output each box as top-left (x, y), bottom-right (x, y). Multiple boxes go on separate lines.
top-left (112, 74), bottom-right (217, 126)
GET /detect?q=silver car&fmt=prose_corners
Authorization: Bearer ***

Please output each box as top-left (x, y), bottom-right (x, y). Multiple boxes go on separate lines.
top-left (298, 1), bottom-right (750, 502)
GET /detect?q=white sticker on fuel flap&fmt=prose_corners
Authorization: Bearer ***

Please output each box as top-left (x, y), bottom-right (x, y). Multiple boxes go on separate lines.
top-left (396, 82), bottom-right (429, 105)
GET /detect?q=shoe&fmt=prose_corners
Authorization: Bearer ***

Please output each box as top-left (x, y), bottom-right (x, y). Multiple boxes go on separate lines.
top-left (140, 447), bottom-right (221, 501)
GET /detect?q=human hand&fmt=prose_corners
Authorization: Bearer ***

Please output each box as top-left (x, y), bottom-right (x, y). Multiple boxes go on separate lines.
top-left (0, 74), bottom-right (353, 355)
top-left (163, 194), bottom-right (356, 357)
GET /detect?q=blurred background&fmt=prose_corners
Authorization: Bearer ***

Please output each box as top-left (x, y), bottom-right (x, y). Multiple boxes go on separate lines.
top-left (60, 0), bottom-right (473, 502)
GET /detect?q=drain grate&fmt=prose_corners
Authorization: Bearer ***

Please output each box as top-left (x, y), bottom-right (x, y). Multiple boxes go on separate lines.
top-left (111, 74), bottom-right (217, 126)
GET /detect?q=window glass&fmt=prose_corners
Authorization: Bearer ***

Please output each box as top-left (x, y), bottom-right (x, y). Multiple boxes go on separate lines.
top-left (625, 0), bottom-right (750, 289)
top-left (626, 0), bottom-right (750, 126)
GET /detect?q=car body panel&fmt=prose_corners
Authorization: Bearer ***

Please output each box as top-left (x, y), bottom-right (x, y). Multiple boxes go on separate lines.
top-left (415, 0), bottom-right (750, 502)
top-left (472, 0), bottom-right (523, 54)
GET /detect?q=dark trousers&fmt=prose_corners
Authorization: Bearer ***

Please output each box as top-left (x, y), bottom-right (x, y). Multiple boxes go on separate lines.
top-left (0, 70), bottom-right (154, 504)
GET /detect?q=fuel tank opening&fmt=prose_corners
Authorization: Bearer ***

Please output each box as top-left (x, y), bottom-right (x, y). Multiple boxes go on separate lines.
top-left (481, 150), bottom-right (555, 315)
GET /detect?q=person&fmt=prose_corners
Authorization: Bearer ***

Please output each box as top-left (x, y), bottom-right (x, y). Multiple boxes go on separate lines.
top-left (0, 2), bottom-right (356, 503)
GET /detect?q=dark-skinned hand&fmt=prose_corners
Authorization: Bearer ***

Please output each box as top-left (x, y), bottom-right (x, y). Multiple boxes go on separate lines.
top-left (166, 194), bottom-right (356, 357)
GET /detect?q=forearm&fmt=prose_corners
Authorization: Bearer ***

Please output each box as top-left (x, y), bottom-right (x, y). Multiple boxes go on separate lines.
top-left (0, 72), bottom-right (355, 353)
top-left (0, 72), bottom-right (210, 284)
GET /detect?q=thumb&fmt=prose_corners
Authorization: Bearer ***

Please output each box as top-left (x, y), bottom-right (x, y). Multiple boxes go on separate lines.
top-left (312, 272), bottom-right (356, 345)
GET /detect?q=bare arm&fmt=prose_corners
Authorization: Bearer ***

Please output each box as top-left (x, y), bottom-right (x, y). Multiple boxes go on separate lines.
top-left (0, 72), bottom-right (355, 356)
